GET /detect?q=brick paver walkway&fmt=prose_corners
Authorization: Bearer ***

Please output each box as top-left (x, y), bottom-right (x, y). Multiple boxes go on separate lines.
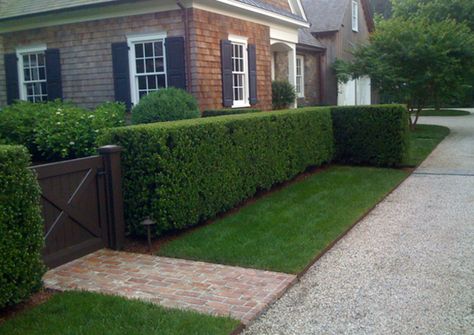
top-left (43, 249), bottom-right (296, 324)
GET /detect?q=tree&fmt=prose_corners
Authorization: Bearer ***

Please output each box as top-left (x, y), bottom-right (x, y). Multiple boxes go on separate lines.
top-left (392, 0), bottom-right (474, 30)
top-left (335, 18), bottom-right (474, 129)
top-left (369, 0), bottom-right (392, 19)
top-left (391, 0), bottom-right (474, 108)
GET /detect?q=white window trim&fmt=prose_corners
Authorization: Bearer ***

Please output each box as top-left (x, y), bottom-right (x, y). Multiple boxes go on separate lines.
top-left (127, 32), bottom-right (168, 106)
top-left (229, 34), bottom-right (250, 108)
top-left (16, 44), bottom-right (47, 102)
top-left (352, 0), bottom-right (359, 32)
top-left (296, 55), bottom-right (304, 98)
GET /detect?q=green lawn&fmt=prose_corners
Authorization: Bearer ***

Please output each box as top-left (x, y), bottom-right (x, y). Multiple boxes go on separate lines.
top-left (417, 109), bottom-right (470, 116)
top-left (157, 124), bottom-right (449, 274)
top-left (0, 125), bottom-right (450, 335)
top-left (158, 166), bottom-right (407, 273)
top-left (404, 124), bottom-right (450, 167)
top-left (0, 292), bottom-right (239, 335)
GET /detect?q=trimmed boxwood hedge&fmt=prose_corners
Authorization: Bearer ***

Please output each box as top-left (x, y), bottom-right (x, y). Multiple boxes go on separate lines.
top-left (0, 145), bottom-right (45, 308)
top-left (202, 109), bottom-right (262, 117)
top-left (329, 104), bottom-right (409, 167)
top-left (100, 108), bottom-right (334, 236)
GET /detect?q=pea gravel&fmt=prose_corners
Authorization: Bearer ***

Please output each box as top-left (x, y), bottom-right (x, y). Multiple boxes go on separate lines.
top-left (243, 110), bottom-right (474, 335)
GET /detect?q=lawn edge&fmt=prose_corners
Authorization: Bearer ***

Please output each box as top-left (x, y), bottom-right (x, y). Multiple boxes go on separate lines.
top-left (296, 167), bottom-right (413, 279)
top-left (229, 168), bottom-right (413, 334)
top-left (232, 126), bottom-right (451, 334)
top-left (294, 125), bottom-right (450, 279)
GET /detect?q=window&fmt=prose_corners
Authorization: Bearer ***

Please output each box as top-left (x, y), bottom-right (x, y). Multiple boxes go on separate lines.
top-left (352, 0), bottom-right (359, 32)
top-left (296, 55), bottom-right (304, 98)
top-left (229, 35), bottom-right (249, 108)
top-left (17, 46), bottom-right (48, 102)
top-left (128, 33), bottom-right (167, 105)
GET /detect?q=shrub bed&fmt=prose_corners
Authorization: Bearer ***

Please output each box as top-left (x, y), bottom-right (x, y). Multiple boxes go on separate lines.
top-left (329, 104), bottom-right (409, 166)
top-left (100, 108), bottom-right (334, 236)
top-left (202, 109), bottom-right (262, 117)
top-left (0, 145), bottom-right (45, 308)
top-left (0, 101), bottom-right (125, 162)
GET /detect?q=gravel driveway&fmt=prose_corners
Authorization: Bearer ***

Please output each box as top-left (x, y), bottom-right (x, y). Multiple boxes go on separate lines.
top-left (243, 109), bottom-right (474, 335)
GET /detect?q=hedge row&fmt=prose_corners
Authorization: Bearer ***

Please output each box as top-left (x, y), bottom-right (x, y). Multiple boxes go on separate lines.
top-left (329, 105), bottom-right (409, 166)
top-left (100, 108), bottom-right (334, 236)
top-left (0, 145), bottom-right (45, 308)
top-left (202, 108), bottom-right (261, 117)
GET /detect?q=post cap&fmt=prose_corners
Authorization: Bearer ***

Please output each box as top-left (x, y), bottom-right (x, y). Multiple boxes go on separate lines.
top-left (98, 145), bottom-right (123, 154)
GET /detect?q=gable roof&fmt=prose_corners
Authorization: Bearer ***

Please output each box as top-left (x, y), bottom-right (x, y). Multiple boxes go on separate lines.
top-left (0, 0), bottom-right (122, 21)
top-left (302, 0), bottom-right (374, 34)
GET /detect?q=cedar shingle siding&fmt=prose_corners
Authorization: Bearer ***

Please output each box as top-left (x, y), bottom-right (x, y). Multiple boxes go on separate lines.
top-left (0, 11), bottom-right (184, 108)
top-left (189, 8), bottom-right (272, 111)
top-left (0, 8), bottom-right (273, 110)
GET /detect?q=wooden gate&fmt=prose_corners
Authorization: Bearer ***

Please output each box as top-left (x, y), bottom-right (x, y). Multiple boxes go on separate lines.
top-left (31, 145), bottom-right (124, 268)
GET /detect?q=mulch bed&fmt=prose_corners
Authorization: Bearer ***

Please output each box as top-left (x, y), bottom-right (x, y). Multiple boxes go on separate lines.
top-left (0, 289), bottom-right (56, 325)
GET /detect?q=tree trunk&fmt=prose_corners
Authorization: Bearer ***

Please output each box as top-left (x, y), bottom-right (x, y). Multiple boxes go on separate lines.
top-left (434, 96), bottom-right (441, 112)
top-left (411, 107), bottom-right (422, 130)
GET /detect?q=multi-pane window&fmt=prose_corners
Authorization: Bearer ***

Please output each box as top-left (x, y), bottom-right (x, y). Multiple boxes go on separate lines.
top-left (296, 56), bottom-right (304, 98)
top-left (21, 52), bottom-right (48, 102)
top-left (352, 0), bottom-right (359, 32)
top-left (131, 39), bottom-right (167, 102)
top-left (232, 42), bottom-right (247, 106)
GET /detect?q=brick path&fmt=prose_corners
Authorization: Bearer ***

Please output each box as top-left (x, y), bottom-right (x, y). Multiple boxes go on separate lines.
top-left (43, 249), bottom-right (296, 324)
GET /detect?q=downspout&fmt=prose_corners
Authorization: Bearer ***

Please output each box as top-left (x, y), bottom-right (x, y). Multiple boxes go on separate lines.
top-left (177, 0), bottom-right (192, 93)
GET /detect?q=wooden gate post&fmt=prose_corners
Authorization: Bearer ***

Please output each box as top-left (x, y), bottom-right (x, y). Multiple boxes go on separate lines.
top-left (98, 145), bottom-right (125, 250)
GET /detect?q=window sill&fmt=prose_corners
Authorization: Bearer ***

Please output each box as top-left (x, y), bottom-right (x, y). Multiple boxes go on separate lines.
top-left (232, 103), bottom-right (251, 109)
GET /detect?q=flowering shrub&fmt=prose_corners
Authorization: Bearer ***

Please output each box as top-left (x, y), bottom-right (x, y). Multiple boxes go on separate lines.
top-left (0, 101), bottom-right (54, 157)
top-left (0, 101), bottom-right (125, 162)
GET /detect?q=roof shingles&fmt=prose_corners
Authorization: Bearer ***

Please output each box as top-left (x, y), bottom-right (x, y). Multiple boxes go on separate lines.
top-left (0, 0), bottom-right (306, 22)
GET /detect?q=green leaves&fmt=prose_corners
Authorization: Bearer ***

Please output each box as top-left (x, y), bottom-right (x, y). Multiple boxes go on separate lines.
top-left (0, 100), bottom-right (125, 161)
top-left (339, 15), bottom-right (474, 114)
top-left (0, 145), bottom-right (44, 308)
top-left (330, 105), bottom-right (410, 166)
top-left (131, 88), bottom-right (200, 125)
top-left (272, 81), bottom-right (296, 110)
top-left (99, 108), bottom-right (335, 237)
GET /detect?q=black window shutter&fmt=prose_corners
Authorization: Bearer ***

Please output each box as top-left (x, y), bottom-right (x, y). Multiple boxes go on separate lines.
top-left (165, 37), bottom-right (186, 90)
top-left (4, 53), bottom-right (19, 104)
top-left (45, 49), bottom-right (63, 101)
top-left (221, 40), bottom-right (233, 107)
top-left (111, 42), bottom-right (132, 110)
top-left (248, 44), bottom-right (258, 105)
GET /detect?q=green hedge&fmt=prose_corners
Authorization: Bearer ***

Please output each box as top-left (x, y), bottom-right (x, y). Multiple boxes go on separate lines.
top-left (329, 105), bottom-right (409, 166)
top-left (100, 108), bottom-right (334, 236)
top-left (0, 145), bottom-right (45, 308)
top-left (202, 109), bottom-right (262, 117)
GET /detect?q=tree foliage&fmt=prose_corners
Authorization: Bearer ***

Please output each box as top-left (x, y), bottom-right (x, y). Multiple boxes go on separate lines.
top-left (369, 0), bottom-right (392, 19)
top-left (392, 0), bottom-right (474, 31)
top-left (335, 16), bottom-right (474, 128)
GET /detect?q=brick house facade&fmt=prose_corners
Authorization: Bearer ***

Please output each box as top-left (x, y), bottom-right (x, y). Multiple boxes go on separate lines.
top-left (0, 0), bottom-right (310, 111)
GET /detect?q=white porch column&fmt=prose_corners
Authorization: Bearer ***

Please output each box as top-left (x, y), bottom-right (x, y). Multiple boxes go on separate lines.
top-left (287, 44), bottom-right (297, 108)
